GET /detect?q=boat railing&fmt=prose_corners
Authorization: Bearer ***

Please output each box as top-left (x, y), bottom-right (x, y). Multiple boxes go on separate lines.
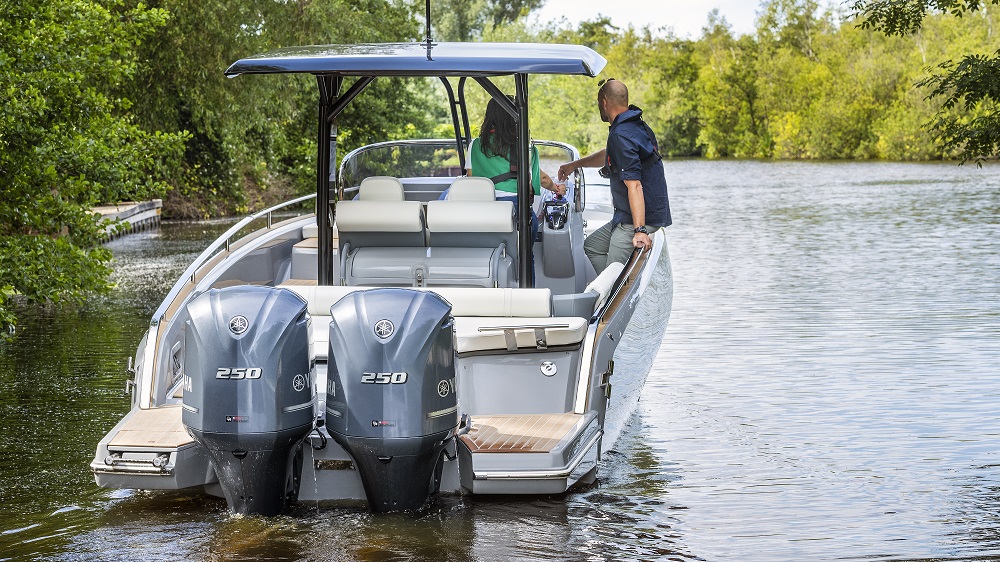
top-left (573, 244), bottom-right (649, 414)
top-left (150, 193), bottom-right (317, 325)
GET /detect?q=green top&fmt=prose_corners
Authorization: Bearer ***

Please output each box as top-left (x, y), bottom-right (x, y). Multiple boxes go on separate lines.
top-left (469, 137), bottom-right (542, 195)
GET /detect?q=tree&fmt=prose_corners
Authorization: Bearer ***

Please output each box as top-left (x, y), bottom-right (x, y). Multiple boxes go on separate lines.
top-left (0, 0), bottom-right (185, 334)
top-left (695, 12), bottom-right (767, 157)
top-left (127, 0), bottom-right (438, 218)
top-left (850, 0), bottom-right (1000, 163)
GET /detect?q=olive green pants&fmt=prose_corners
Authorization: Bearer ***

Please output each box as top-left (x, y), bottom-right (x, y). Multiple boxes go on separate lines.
top-left (584, 221), bottom-right (658, 274)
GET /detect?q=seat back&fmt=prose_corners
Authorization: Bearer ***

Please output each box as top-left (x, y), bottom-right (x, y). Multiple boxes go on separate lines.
top-left (335, 200), bottom-right (424, 251)
top-left (447, 177), bottom-right (496, 201)
top-left (359, 176), bottom-right (405, 201)
top-left (425, 200), bottom-right (516, 252)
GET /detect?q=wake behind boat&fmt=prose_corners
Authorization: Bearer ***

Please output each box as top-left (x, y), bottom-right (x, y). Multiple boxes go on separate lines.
top-left (91, 36), bottom-right (671, 514)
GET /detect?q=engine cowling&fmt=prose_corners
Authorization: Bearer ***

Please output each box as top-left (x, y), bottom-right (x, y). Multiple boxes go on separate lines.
top-left (325, 288), bottom-right (457, 512)
top-left (182, 286), bottom-right (313, 516)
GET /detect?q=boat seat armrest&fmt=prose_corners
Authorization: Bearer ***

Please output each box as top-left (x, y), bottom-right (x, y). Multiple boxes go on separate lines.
top-left (551, 292), bottom-right (598, 319)
top-left (584, 261), bottom-right (625, 312)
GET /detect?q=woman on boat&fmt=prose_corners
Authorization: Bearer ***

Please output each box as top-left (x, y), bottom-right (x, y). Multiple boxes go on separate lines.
top-left (468, 96), bottom-right (566, 209)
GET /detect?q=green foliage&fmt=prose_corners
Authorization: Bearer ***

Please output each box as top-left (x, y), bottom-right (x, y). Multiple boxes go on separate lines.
top-left (0, 0), bottom-right (185, 332)
top-left (497, 1), bottom-right (999, 163)
top-left (127, 0), bottom-right (431, 218)
top-left (850, 0), bottom-right (998, 35)
top-left (851, 0), bottom-right (1000, 162)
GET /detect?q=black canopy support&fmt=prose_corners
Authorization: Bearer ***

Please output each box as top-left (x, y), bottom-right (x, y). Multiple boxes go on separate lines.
top-left (439, 77), bottom-right (467, 171)
top-left (328, 76), bottom-right (375, 121)
top-left (514, 73), bottom-right (532, 287)
top-left (474, 77), bottom-right (516, 119)
top-left (457, 77), bottom-right (471, 145)
top-left (472, 75), bottom-right (533, 287)
top-left (316, 75), bottom-right (374, 286)
top-left (316, 75), bottom-right (342, 286)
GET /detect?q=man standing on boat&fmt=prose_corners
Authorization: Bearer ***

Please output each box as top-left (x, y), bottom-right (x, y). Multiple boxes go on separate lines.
top-left (558, 79), bottom-right (671, 274)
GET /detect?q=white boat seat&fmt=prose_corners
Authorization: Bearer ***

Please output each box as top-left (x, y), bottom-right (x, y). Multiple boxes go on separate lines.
top-left (359, 176), bottom-right (405, 201)
top-left (278, 285), bottom-right (557, 358)
top-left (453, 316), bottom-right (588, 353)
top-left (583, 261), bottom-right (625, 312)
top-left (280, 285), bottom-right (552, 318)
top-left (447, 177), bottom-right (496, 201)
top-left (336, 200), bottom-right (424, 249)
top-left (301, 222), bottom-right (319, 239)
top-left (425, 200), bottom-right (515, 250)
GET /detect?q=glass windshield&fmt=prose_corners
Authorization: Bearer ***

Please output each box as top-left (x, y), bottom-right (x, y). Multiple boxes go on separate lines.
top-left (340, 140), bottom-right (463, 195)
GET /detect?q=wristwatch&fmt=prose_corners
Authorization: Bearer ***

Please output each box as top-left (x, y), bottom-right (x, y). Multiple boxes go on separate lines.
top-left (633, 225), bottom-right (648, 234)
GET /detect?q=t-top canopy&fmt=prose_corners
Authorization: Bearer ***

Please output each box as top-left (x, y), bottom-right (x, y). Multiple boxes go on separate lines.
top-left (225, 42), bottom-right (606, 78)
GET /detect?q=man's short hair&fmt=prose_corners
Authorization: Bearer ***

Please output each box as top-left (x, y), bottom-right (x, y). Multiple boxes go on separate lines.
top-left (598, 79), bottom-right (628, 108)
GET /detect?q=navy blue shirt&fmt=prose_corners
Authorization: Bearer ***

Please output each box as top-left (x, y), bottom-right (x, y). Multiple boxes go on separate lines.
top-left (606, 106), bottom-right (672, 228)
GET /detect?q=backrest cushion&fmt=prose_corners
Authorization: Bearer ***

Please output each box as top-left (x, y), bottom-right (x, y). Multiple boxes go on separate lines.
top-left (359, 176), bottom-right (405, 201)
top-left (447, 177), bottom-right (496, 201)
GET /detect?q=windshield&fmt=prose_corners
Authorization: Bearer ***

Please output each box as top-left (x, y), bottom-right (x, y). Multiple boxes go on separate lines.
top-left (340, 140), bottom-right (463, 193)
top-left (338, 138), bottom-right (583, 210)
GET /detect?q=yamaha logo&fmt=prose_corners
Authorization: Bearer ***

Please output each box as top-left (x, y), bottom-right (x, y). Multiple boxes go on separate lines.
top-left (374, 319), bottom-right (394, 339)
top-left (437, 380), bottom-right (451, 397)
top-left (292, 374), bottom-right (307, 392)
top-left (229, 315), bottom-right (249, 335)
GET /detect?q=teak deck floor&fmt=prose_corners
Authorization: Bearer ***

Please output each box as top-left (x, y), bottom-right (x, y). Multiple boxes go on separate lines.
top-left (108, 404), bottom-right (193, 449)
top-left (461, 413), bottom-right (581, 453)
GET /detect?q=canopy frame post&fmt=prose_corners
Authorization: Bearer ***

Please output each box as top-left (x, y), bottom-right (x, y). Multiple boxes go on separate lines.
top-left (316, 75), bottom-right (342, 286)
top-left (316, 75), bottom-right (375, 285)
top-left (514, 73), bottom-right (532, 287)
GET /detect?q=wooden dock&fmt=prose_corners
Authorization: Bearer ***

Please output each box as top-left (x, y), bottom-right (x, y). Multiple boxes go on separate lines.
top-left (94, 199), bottom-right (162, 241)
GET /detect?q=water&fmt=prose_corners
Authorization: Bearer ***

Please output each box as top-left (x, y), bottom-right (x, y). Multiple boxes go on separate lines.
top-left (1, 160), bottom-right (998, 561)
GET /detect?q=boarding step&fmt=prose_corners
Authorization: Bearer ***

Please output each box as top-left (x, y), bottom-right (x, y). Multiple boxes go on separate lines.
top-left (458, 411), bottom-right (602, 495)
top-left (93, 405), bottom-right (213, 491)
top-left (108, 404), bottom-right (192, 449)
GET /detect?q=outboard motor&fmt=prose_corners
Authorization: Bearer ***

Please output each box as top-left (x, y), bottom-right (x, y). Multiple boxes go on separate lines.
top-left (325, 288), bottom-right (457, 512)
top-left (182, 286), bottom-right (313, 516)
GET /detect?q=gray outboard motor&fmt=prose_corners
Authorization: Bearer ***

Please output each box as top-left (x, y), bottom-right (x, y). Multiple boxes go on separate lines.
top-left (182, 286), bottom-right (313, 516)
top-left (325, 288), bottom-right (457, 512)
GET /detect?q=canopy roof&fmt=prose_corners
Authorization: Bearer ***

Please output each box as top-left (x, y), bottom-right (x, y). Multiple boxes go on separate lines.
top-left (225, 42), bottom-right (606, 78)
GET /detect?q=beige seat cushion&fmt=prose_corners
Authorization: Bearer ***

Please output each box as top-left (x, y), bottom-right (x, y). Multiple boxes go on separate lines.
top-left (280, 285), bottom-right (551, 318)
top-left (359, 176), bottom-right (405, 201)
top-left (448, 177), bottom-right (496, 201)
top-left (426, 200), bottom-right (513, 233)
top-left (335, 200), bottom-right (423, 233)
top-left (453, 316), bottom-right (588, 353)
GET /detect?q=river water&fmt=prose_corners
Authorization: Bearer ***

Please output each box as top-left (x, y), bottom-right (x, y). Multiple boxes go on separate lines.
top-left (1, 160), bottom-right (998, 561)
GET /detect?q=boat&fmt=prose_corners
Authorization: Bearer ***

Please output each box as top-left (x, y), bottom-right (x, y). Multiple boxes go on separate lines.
top-left (90, 29), bottom-right (672, 514)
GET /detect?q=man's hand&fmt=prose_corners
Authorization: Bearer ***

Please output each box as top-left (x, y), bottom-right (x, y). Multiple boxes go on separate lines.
top-left (552, 182), bottom-right (567, 197)
top-left (557, 163), bottom-right (576, 182)
top-left (632, 231), bottom-right (651, 249)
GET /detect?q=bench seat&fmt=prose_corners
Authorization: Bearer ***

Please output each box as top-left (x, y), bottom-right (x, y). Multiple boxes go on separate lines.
top-left (453, 316), bottom-right (588, 353)
top-left (278, 284), bottom-right (577, 357)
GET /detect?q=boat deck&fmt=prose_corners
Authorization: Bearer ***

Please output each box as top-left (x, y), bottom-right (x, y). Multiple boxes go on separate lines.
top-left (108, 405), bottom-right (193, 449)
top-left (461, 413), bottom-right (582, 453)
